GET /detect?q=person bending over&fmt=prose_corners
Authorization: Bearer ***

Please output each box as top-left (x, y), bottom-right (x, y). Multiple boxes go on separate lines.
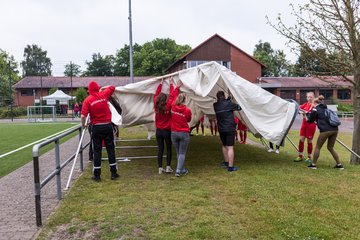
top-left (306, 95), bottom-right (344, 170)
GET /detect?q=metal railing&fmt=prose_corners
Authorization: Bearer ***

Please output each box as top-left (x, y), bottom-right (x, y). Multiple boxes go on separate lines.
top-left (32, 125), bottom-right (89, 227)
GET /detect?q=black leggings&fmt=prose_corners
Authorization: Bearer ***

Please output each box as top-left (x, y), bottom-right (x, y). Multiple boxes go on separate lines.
top-left (156, 129), bottom-right (172, 167)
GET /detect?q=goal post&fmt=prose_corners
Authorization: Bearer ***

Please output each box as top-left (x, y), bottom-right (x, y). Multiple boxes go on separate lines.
top-left (27, 106), bottom-right (57, 122)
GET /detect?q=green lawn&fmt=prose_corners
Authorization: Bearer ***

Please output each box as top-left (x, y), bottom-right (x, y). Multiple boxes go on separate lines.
top-left (0, 122), bottom-right (78, 178)
top-left (38, 127), bottom-right (358, 240)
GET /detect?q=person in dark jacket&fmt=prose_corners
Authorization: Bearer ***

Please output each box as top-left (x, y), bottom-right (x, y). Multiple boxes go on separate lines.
top-left (213, 91), bottom-right (242, 172)
top-left (306, 95), bottom-right (344, 170)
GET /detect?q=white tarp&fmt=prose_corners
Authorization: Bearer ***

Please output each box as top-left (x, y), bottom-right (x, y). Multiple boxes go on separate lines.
top-left (43, 90), bottom-right (74, 105)
top-left (112, 61), bottom-right (297, 145)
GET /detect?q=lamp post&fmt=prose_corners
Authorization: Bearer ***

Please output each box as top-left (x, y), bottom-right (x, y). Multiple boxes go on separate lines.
top-left (128, 0), bottom-right (134, 83)
top-left (8, 61), bottom-right (13, 122)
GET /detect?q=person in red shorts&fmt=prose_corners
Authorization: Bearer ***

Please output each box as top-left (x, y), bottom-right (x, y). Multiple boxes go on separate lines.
top-left (294, 92), bottom-right (317, 162)
top-left (238, 118), bottom-right (248, 144)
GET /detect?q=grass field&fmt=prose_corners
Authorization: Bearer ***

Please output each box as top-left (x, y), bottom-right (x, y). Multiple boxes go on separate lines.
top-left (38, 126), bottom-right (358, 240)
top-left (0, 122), bottom-right (78, 178)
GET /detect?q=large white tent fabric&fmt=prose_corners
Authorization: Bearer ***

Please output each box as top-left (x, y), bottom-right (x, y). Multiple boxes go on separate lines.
top-left (43, 90), bottom-right (74, 105)
top-left (112, 62), bottom-right (298, 145)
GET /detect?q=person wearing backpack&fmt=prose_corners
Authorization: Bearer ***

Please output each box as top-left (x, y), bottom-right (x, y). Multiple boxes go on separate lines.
top-left (306, 95), bottom-right (344, 170)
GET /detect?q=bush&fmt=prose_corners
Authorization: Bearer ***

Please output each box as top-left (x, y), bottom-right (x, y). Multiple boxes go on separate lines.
top-left (0, 107), bottom-right (27, 118)
top-left (337, 103), bottom-right (354, 112)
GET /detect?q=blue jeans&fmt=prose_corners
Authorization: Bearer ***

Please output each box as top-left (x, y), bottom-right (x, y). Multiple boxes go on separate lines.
top-left (171, 131), bottom-right (190, 173)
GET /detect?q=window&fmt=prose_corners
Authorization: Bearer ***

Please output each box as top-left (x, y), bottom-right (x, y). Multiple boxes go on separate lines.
top-left (21, 89), bottom-right (34, 96)
top-left (319, 90), bottom-right (333, 100)
top-left (300, 90), bottom-right (315, 104)
top-left (186, 60), bottom-right (231, 69)
top-left (337, 89), bottom-right (351, 100)
top-left (280, 90), bottom-right (296, 100)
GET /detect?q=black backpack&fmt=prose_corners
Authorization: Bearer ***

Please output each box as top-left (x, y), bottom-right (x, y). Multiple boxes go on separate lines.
top-left (324, 108), bottom-right (341, 127)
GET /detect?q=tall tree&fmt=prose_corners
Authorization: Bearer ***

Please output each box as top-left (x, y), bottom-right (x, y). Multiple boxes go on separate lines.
top-left (0, 49), bottom-right (20, 106)
top-left (268, 0), bottom-right (360, 164)
top-left (253, 40), bottom-right (290, 77)
top-left (83, 53), bottom-right (114, 76)
top-left (134, 38), bottom-right (191, 76)
top-left (114, 43), bottom-right (142, 76)
top-left (64, 62), bottom-right (82, 76)
top-left (21, 44), bottom-right (52, 76)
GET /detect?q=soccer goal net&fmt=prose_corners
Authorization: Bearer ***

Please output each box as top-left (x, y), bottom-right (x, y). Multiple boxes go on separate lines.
top-left (27, 106), bottom-right (57, 122)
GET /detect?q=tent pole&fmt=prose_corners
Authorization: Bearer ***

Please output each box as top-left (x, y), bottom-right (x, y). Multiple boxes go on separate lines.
top-left (336, 139), bottom-right (360, 159)
top-left (286, 136), bottom-right (299, 152)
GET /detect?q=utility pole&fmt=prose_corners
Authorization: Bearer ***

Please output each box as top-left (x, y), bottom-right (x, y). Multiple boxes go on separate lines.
top-left (70, 61), bottom-right (73, 120)
top-left (128, 0), bottom-right (134, 83)
top-left (8, 61), bottom-right (13, 122)
top-left (40, 75), bottom-right (43, 120)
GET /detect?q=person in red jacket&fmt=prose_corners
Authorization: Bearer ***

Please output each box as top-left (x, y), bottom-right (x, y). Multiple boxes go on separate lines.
top-left (154, 79), bottom-right (176, 174)
top-left (170, 81), bottom-right (192, 177)
top-left (81, 81), bottom-right (119, 182)
top-left (294, 92), bottom-right (317, 162)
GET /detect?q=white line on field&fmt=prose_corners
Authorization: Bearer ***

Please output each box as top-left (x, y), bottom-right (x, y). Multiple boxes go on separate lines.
top-left (0, 125), bottom-right (79, 159)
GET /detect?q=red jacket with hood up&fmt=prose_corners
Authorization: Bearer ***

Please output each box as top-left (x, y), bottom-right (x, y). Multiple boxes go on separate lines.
top-left (81, 81), bottom-right (115, 125)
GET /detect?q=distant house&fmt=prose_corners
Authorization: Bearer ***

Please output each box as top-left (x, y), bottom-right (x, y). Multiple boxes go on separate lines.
top-left (260, 76), bottom-right (353, 104)
top-left (167, 34), bottom-right (266, 83)
top-left (12, 76), bottom-right (149, 107)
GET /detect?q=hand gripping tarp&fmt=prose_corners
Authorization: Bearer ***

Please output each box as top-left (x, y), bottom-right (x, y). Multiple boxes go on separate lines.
top-left (112, 61), bottom-right (297, 145)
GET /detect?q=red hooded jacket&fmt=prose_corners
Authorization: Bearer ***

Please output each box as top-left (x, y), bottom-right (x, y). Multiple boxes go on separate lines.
top-left (170, 88), bottom-right (192, 132)
top-left (154, 83), bottom-right (176, 130)
top-left (81, 81), bottom-right (115, 125)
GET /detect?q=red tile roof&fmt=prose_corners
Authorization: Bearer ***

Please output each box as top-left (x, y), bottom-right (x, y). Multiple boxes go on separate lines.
top-left (261, 76), bottom-right (353, 88)
top-left (13, 76), bottom-right (151, 89)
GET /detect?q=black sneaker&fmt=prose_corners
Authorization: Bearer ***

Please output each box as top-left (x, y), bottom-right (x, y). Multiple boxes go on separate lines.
top-left (92, 175), bottom-right (101, 182)
top-left (334, 164), bottom-right (344, 170)
top-left (220, 161), bottom-right (229, 167)
top-left (111, 173), bottom-right (120, 180)
top-left (307, 164), bottom-right (317, 170)
top-left (228, 166), bottom-right (238, 172)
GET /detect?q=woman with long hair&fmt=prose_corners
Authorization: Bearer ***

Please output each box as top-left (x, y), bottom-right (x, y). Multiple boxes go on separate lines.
top-left (154, 79), bottom-right (176, 174)
top-left (170, 81), bottom-right (192, 177)
top-left (306, 95), bottom-right (344, 170)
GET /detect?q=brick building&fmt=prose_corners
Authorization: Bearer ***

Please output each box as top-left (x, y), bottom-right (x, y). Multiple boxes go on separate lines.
top-left (167, 34), bottom-right (265, 83)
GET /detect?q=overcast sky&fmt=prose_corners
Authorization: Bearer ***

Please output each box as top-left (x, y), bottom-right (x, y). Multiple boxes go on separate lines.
top-left (0, 0), bottom-right (307, 76)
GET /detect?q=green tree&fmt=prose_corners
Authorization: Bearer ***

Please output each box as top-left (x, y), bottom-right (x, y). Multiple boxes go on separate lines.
top-left (253, 40), bottom-right (291, 77)
top-left (114, 43), bottom-right (142, 76)
top-left (133, 38), bottom-right (191, 76)
top-left (75, 87), bottom-right (87, 104)
top-left (83, 53), bottom-right (114, 76)
top-left (268, 0), bottom-right (360, 164)
top-left (0, 49), bottom-right (20, 106)
top-left (48, 87), bottom-right (58, 95)
top-left (64, 62), bottom-right (82, 76)
top-left (21, 44), bottom-right (52, 76)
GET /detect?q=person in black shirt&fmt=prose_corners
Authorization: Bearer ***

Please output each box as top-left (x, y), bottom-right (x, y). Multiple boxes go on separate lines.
top-left (213, 91), bottom-right (242, 172)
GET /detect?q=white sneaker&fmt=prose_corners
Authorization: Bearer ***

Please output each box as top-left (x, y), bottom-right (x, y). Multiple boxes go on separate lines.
top-left (165, 166), bottom-right (174, 173)
top-left (267, 148), bottom-right (274, 153)
top-left (275, 149), bottom-right (280, 154)
top-left (158, 167), bottom-right (164, 174)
